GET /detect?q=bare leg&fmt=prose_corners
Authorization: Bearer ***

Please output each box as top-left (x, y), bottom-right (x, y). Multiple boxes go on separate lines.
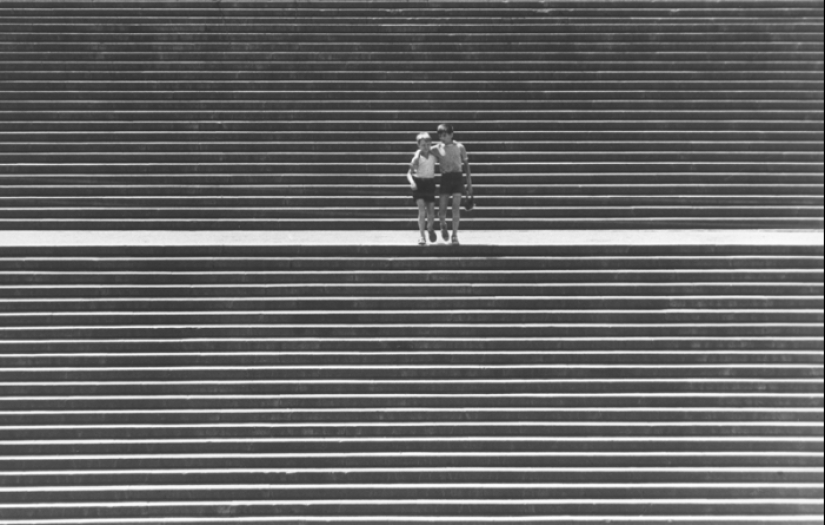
top-left (451, 193), bottom-right (462, 235)
top-left (439, 193), bottom-right (450, 240)
top-left (416, 200), bottom-right (426, 237)
top-left (426, 202), bottom-right (435, 234)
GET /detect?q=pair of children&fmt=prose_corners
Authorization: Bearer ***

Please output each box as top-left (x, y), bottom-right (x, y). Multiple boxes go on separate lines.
top-left (406, 124), bottom-right (473, 245)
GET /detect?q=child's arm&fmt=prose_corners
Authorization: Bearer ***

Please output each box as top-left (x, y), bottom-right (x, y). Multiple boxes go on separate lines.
top-left (407, 153), bottom-right (419, 189)
top-left (461, 144), bottom-right (472, 195)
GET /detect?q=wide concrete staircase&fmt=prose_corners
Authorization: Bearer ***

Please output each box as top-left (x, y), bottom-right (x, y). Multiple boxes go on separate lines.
top-left (0, 0), bottom-right (822, 229)
top-left (0, 243), bottom-right (822, 522)
top-left (0, 0), bottom-right (823, 523)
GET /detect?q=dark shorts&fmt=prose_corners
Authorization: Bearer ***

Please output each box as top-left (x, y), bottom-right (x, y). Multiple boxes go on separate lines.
top-left (412, 177), bottom-right (436, 203)
top-left (440, 172), bottom-right (464, 195)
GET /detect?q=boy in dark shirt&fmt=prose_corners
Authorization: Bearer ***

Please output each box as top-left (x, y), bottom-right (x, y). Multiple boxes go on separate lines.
top-left (435, 123), bottom-right (473, 245)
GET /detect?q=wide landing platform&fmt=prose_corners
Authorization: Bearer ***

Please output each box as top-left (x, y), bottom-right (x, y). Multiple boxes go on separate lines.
top-left (0, 230), bottom-right (821, 247)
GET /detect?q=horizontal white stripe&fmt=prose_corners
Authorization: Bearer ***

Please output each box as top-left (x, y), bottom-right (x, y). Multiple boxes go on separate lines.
top-left (8, 217), bottom-right (812, 224)
top-left (2, 407), bottom-right (821, 415)
top-left (4, 392), bottom-right (819, 400)
top-left (7, 108), bottom-right (820, 114)
top-left (0, 206), bottom-right (822, 212)
top-left (2, 467), bottom-right (820, 476)
top-left (0, 189), bottom-right (818, 195)
top-left (5, 451), bottom-right (819, 460)
top-left (1, 499), bottom-right (821, 509)
top-left (3, 310), bottom-right (820, 319)
top-left (1, 350), bottom-right (820, 357)
top-left (2, 336), bottom-right (817, 344)
top-left (2, 482), bottom-right (820, 492)
top-left (2, 129), bottom-right (819, 135)
top-left (0, 255), bottom-right (817, 262)
top-left (4, 436), bottom-right (821, 444)
top-left (2, 295), bottom-right (817, 303)
top-left (4, 140), bottom-right (824, 147)
top-left (1, 311), bottom-right (820, 320)
top-left (4, 421), bottom-right (820, 430)
top-left (0, 253), bottom-right (822, 263)
top-left (0, 514), bottom-right (823, 525)
top-left (0, 516), bottom-right (819, 524)
top-left (2, 81), bottom-right (819, 85)
top-left (2, 323), bottom-right (821, 331)
top-left (3, 282), bottom-right (818, 290)
top-left (4, 158), bottom-right (820, 164)
top-left (1, 350), bottom-right (820, 358)
top-left (3, 270), bottom-right (820, 275)
top-left (0, 514), bottom-right (791, 525)
top-left (4, 380), bottom-right (822, 388)
top-left (4, 378), bottom-right (821, 386)
top-left (3, 363), bottom-right (820, 371)
top-left (1, 16), bottom-right (820, 21)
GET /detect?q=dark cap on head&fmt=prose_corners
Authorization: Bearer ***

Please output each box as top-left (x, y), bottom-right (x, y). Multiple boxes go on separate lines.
top-left (437, 123), bottom-right (454, 134)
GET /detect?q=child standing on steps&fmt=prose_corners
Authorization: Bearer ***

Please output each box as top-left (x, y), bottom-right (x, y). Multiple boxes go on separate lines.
top-left (436, 123), bottom-right (472, 245)
top-left (407, 132), bottom-right (438, 245)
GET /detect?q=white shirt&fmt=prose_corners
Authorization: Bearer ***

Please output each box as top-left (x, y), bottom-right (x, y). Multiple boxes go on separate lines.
top-left (410, 151), bottom-right (437, 179)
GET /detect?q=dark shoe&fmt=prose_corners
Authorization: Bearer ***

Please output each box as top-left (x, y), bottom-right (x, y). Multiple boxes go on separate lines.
top-left (428, 230), bottom-right (437, 243)
top-left (441, 226), bottom-right (450, 242)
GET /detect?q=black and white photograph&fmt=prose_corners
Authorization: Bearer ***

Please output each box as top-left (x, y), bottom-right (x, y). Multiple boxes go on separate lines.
top-left (0, 0), bottom-right (822, 523)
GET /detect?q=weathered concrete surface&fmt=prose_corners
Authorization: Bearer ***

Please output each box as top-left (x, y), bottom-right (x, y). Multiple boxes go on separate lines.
top-left (0, 230), bottom-right (821, 246)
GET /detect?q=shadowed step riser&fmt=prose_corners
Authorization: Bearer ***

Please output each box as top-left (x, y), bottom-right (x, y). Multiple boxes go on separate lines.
top-left (1, 311), bottom-right (822, 326)
top-left (2, 486), bottom-right (823, 504)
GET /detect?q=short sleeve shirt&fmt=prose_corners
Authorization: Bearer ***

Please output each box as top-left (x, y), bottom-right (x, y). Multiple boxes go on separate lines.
top-left (410, 151), bottom-right (437, 179)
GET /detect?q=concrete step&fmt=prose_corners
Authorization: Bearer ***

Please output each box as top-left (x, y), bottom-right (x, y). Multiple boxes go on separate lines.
top-left (3, 119), bottom-right (821, 134)
top-left (4, 350), bottom-right (822, 367)
top-left (0, 183), bottom-right (820, 195)
top-left (2, 23), bottom-right (821, 37)
top-left (3, 311), bottom-right (822, 328)
top-left (2, 60), bottom-right (822, 73)
top-left (2, 160), bottom-right (821, 173)
top-left (4, 80), bottom-right (821, 93)
top-left (2, 90), bottom-right (823, 102)
top-left (27, 281), bottom-right (821, 297)
top-left (2, 219), bottom-right (822, 230)
top-left (2, 269), bottom-right (821, 284)
top-left (1, 130), bottom-right (820, 141)
top-left (0, 4), bottom-right (820, 16)
top-left (0, 4), bottom-right (819, 14)
top-left (4, 359), bottom-right (823, 378)
top-left (3, 433), bottom-right (821, 454)
top-left (4, 484), bottom-right (821, 503)
top-left (0, 118), bottom-right (822, 137)
top-left (2, 50), bottom-right (823, 62)
top-left (1, 175), bottom-right (822, 186)
top-left (0, 503), bottom-right (819, 521)
top-left (1, 173), bottom-right (820, 185)
top-left (5, 29), bottom-right (822, 44)
top-left (1, 10), bottom-right (821, 19)
top-left (4, 42), bottom-right (822, 54)
top-left (4, 108), bottom-right (821, 120)
top-left (2, 468), bottom-right (822, 486)
top-left (2, 72), bottom-right (821, 83)
top-left (4, 100), bottom-right (822, 111)
top-left (2, 324), bottom-right (820, 340)
top-left (2, 151), bottom-right (821, 162)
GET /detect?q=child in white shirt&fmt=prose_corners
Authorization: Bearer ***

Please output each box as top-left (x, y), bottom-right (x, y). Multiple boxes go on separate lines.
top-left (407, 132), bottom-right (438, 245)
